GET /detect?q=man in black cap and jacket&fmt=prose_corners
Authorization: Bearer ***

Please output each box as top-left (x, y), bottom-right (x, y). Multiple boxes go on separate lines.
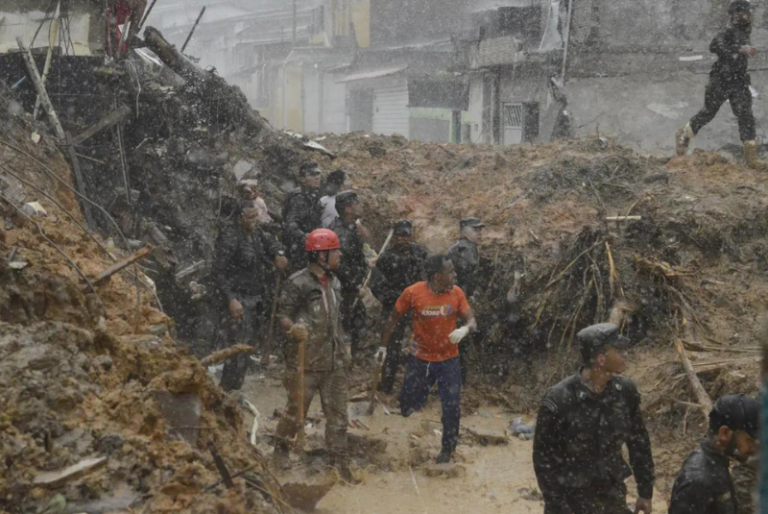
top-left (675, 0), bottom-right (766, 169)
top-left (329, 191), bottom-right (369, 352)
top-left (214, 200), bottom-right (289, 391)
top-left (533, 323), bottom-right (654, 514)
top-left (371, 219), bottom-right (429, 394)
top-left (668, 394), bottom-right (760, 514)
top-left (282, 162), bottom-right (323, 268)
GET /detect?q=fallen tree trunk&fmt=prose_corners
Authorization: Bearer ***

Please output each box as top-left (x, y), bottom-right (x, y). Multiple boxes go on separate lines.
top-left (143, 27), bottom-right (275, 139)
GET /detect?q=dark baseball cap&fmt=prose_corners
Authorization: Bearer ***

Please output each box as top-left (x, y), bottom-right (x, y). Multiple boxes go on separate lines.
top-left (709, 394), bottom-right (759, 438)
top-left (394, 219), bottom-right (413, 236)
top-left (335, 190), bottom-right (359, 211)
top-left (298, 162), bottom-right (322, 177)
top-left (729, 0), bottom-right (752, 14)
top-left (460, 217), bottom-right (485, 229)
top-left (577, 323), bottom-right (635, 361)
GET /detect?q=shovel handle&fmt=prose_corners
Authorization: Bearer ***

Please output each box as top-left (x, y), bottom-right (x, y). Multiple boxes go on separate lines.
top-left (295, 333), bottom-right (307, 448)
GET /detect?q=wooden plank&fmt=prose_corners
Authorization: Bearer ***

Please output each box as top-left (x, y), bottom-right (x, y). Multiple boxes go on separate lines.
top-left (72, 105), bottom-right (131, 146)
top-left (88, 246), bottom-right (153, 288)
top-left (65, 132), bottom-right (96, 230)
top-left (16, 37), bottom-right (66, 141)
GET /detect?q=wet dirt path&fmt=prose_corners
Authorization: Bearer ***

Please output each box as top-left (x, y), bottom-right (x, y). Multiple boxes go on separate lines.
top-left (241, 372), bottom-right (545, 514)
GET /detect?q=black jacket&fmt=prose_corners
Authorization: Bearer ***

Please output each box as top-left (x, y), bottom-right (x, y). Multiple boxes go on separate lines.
top-left (710, 24), bottom-right (751, 85)
top-left (447, 238), bottom-right (480, 297)
top-left (328, 217), bottom-right (367, 293)
top-left (533, 373), bottom-right (655, 514)
top-left (668, 441), bottom-right (737, 514)
top-left (281, 189), bottom-right (322, 260)
top-left (213, 223), bottom-right (283, 303)
top-left (371, 243), bottom-right (429, 307)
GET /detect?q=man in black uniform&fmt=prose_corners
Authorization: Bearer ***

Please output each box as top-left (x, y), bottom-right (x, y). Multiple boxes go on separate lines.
top-left (668, 394), bottom-right (759, 514)
top-left (214, 200), bottom-right (289, 391)
top-left (329, 191), bottom-right (368, 353)
top-left (675, 0), bottom-right (766, 170)
top-left (371, 220), bottom-right (429, 394)
top-left (533, 323), bottom-right (654, 514)
top-left (282, 162), bottom-right (323, 268)
top-left (447, 217), bottom-right (484, 382)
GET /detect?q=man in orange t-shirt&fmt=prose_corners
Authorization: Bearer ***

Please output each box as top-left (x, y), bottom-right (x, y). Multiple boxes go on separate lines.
top-left (378, 255), bottom-right (477, 464)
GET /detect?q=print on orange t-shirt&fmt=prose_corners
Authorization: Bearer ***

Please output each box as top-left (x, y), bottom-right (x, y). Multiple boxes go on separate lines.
top-left (394, 281), bottom-right (471, 362)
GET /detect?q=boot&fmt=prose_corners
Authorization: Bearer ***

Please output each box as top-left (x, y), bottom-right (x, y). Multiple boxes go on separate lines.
top-left (436, 448), bottom-right (453, 464)
top-left (743, 141), bottom-right (768, 170)
top-left (329, 454), bottom-right (359, 484)
top-left (271, 441), bottom-right (290, 470)
top-left (675, 123), bottom-right (694, 156)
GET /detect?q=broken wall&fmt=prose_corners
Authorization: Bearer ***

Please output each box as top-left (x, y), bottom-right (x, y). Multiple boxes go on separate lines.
top-left (0, 0), bottom-right (106, 55)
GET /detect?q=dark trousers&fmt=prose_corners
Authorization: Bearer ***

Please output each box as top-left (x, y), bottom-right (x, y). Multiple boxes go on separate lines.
top-left (690, 79), bottom-right (756, 141)
top-left (399, 356), bottom-right (462, 454)
top-left (545, 480), bottom-right (631, 514)
top-left (340, 291), bottom-right (366, 353)
top-left (219, 296), bottom-right (262, 392)
top-left (379, 305), bottom-right (409, 394)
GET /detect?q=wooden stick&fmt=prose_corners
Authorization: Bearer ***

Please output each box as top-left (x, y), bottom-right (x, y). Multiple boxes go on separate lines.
top-left (89, 246), bottom-right (154, 287)
top-left (181, 6), bottom-right (206, 53)
top-left (65, 132), bottom-right (97, 230)
top-left (72, 104), bottom-right (131, 146)
top-left (33, 0), bottom-right (61, 120)
top-left (138, 0), bottom-right (160, 30)
top-left (208, 443), bottom-right (234, 489)
top-left (200, 344), bottom-right (254, 367)
top-left (606, 216), bottom-right (642, 221)
top-left (295, 332), bottom-right (307, 449)
top-left (17, 37), bottom-right (66, 140)
top-left (351, 228), bottom-right (394, 310)
top-left (675, 327), bottom-right (713, 416)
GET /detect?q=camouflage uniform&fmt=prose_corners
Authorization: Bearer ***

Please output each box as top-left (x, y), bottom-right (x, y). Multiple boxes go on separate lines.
top-left (732, 457), bottom-right (758, 514)
top-left (274, 268), bottom-right (350, 456)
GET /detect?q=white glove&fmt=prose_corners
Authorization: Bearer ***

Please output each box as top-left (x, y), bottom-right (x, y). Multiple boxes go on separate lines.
top-left (374, 346), bottom-right (387, 364)
top-left (449, 326), bottom-right (470, 345)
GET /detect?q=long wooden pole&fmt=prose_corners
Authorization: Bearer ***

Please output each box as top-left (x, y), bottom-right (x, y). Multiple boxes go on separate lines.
top-left (33, 0), bottom-right (61, 120)
top-left (17, 37), bottom-right (66, 141)
top-left (181, 6), bottom-right (206, 53)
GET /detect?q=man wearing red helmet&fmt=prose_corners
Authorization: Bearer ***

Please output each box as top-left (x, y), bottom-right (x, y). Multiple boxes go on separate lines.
top-left (273, 229), bottom-right (354, 481)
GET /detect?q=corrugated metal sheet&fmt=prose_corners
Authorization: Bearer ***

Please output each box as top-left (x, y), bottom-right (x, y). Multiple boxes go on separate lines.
top-left (373, 79), bottom-right (409, 137)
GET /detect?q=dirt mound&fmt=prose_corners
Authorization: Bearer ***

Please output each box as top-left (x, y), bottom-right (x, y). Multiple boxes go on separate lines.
top-left (312, 133), bottom-right (764, 417)
top-left (0, 85), bottom-right (285, 514)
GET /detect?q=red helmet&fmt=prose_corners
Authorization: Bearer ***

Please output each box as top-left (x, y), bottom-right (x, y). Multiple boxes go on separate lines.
top-left (305, 229), bottom-right (340, 251)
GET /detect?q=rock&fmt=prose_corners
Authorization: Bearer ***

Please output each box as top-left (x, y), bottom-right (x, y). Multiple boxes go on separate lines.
top-left (98, 434), bottom-right (125, 456)
top-left (94, 355), bottom-right (113, 371)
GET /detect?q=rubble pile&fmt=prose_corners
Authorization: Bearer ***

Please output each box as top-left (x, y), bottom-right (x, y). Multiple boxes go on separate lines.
top-left (0, 76), bottom-right (286, 514)
top-left (314, 133), bottom-right (764, 409)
